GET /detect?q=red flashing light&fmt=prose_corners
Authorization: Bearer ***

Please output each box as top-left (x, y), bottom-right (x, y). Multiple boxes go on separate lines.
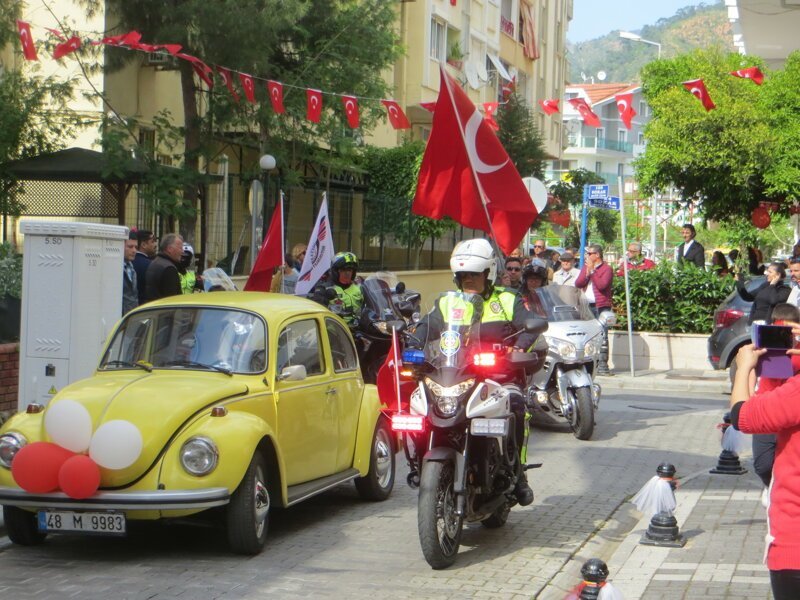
top-left (473, 352), bottom-right (497, 367)
top-left (391, 414), bottom-right (425, 432)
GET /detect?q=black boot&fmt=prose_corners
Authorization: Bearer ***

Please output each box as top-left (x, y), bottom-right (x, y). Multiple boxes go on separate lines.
top-left (514, 469), bottom-right (534, 506)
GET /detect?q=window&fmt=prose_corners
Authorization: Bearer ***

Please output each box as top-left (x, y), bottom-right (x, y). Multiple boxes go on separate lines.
top-left (618, 129), bottom-right (627, 144)
top-left (617, 163), bottom-right (625, 177)
top-left (430, 18), bottom-right (446, 61)
top-left (595, 161), bottom-right (602, 174)
top-left (639, 100), bottom-right (647, 117)
top-left (277, 319), bottom-right (324, 376)
top-left (596, 128), bottom-right (605, 141)
top-left (638, 132), bottom-right (645, 145)
top-left (326, 318), bottom-right (358, 373)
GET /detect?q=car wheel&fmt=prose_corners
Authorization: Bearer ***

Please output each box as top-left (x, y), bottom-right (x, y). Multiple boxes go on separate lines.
top-left (355, 417), bottom-right (395, 501)
top-left (4, 505), bottom-right (46, 546)
top-left (226, 452), bottom-right (270, 555)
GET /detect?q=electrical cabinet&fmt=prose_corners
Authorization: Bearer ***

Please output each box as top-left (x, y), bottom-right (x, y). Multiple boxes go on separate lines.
top-left (18, 221), bottom-right (128, 410)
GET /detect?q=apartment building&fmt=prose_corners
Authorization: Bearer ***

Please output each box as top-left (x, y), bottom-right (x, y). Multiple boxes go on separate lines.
top-left (728, 0), bottom-right (800, 69)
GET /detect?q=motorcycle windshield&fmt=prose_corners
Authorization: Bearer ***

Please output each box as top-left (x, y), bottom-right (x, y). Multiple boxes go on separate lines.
top-left (423, 291), bottom-right (483, 369)
top-left (362, 277), bottom-right (404, 321)
top-left (534, 284), bottom-right (596, 322)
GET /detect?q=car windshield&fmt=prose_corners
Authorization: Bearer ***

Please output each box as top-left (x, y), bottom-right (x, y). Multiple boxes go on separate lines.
top-left (100, 307), bottom-right (267, 374)
top-left (423, 291), bottom-right (483, 369)
top-left (533, 284), bottom-right (597, 322)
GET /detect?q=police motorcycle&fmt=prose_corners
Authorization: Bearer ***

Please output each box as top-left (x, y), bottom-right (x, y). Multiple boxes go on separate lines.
top-left (393, 291), bottom-right (546, 569)
top-left (524, 284), bottom-right (613, 440)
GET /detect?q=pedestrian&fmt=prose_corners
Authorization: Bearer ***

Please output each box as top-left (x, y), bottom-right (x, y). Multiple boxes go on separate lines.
top-left (575, 243), bottom-right (614, 375)
top-left (270, 253), bottom-right (299, 294)
top-left (616, 241), bottom-right (656, 276)
top-left (552, 251), bottom-right (580, 286)
top-left (711, 250), bottom-right (730, 277)
top-left (178, 244), bottom-right (203, 294)
top-left (530, 240), bottom-right (554, 282)
top-left (503, 256), bottom-right (523, 291)
top-left (145, 233), bottom-right (184, 302)
top-left (792, 241), bottom-right (800, 261)
top-left (675, 223), bottom-right (705, 269)
top-left (291, 243), bottom-right (307, 271)
top-left (788, 258), bottom-right (800, 307)
top-left (748, 246), bottom-right (766, 276)
top-left (133, 229), bottom-right (157, 304)
top-left (122, 231), bottom-right (139, 314)
top-left (736, 261), bottom-right (791, 324)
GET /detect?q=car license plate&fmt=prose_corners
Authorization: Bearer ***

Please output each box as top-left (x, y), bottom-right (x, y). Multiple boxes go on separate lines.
top-left (38, 510), bottom-right (126, 535)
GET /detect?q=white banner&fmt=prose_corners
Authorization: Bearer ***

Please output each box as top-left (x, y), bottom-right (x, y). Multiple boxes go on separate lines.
top-left (295, 195), bottom-right (335, 296)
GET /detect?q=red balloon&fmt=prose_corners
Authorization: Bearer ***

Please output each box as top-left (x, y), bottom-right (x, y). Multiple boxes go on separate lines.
top-left (752, 206), bottom-right (771, 229)
top-left (11, 442), bottom-right (74, 493)
top-left (58, 455), bottom-right (101, 499)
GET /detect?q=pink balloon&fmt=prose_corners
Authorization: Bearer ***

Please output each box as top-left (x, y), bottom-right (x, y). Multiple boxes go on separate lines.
top-left (59, 455), bottom-right (101, 499)
top-left (11, 442), bottom-right (74, 493)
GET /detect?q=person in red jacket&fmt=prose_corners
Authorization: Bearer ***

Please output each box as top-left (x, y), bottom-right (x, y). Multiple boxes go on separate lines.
top-left (616, 241), bottom-right (655, 276)
top-left (576, 244), bottom-right (614, 375)
top-left (732, 336), bottom-right (800, 599)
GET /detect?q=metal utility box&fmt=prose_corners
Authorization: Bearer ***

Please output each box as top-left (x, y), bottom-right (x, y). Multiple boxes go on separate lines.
top-left (18, 221), bottom-right (128, 410)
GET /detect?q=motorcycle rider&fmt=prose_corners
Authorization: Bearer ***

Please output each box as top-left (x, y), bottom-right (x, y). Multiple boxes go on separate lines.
top-left (410, 238), bottom-right (538, 506)
top-left (324, 251), bottom-right (364, 327)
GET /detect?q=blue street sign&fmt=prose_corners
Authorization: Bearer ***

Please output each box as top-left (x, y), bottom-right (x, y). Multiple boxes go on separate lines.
top-left (588, 195), bottom-right (621, 210)
top-left (587, 184), bottom-right (610, 201)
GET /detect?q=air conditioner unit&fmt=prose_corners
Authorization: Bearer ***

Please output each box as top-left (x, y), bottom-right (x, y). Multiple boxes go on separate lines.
top-left (145, 52), bottom-right (172, 67)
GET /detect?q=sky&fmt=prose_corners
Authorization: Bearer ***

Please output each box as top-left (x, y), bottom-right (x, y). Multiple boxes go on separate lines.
top-left (567, 0), bottom-right (708, 43)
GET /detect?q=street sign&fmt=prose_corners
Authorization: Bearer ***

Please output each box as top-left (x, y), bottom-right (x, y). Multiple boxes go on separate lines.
top-left (586, 184), bottom-right (609, 201)
top-left (588, 195), bottom-right (621, 211)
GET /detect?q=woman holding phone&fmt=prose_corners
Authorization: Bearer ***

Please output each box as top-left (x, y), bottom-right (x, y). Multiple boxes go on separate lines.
top-left (736, 261), bottom-right (791, 324)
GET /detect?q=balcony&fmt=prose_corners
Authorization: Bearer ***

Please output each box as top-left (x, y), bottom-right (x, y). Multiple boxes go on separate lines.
top-left (567, 136), bottom-right (633, 154)
top-left (500, 16), bottom-right (515, 38)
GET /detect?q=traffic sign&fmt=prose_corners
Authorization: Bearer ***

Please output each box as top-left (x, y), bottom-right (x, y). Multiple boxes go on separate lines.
top-left (588, 195), bottom-right (621, 210)
top-left (587, 184), bottom-right (609, 201)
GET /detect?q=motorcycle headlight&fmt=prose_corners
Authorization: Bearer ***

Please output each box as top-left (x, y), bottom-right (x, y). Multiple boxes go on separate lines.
top-left (0, 432), bottom-right (27, 469)
top-left (180, 437), bottom-right (219, 476)
top-left (545, 336), bottom-right (577, 358)
top-left (373, 321), bottom-right (391, 335)
top-left (424, 377), bottom-right (475, 417)
top-left (436, 396), bottom-right (459, 417)
top-left (584, 335), bottom-right (602, 357)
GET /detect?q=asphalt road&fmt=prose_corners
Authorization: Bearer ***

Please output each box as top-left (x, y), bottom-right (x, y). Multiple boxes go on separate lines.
top-left (0, 389), bottom-right (731, 599)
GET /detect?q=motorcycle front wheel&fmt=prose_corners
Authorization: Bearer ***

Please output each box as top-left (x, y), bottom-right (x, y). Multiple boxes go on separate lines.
top-left (418, 460), bottom-right (463, 569)
top-left (568, 386), bottom-right (595, 440)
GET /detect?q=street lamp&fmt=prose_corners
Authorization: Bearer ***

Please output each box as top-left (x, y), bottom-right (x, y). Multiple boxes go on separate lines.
top-left (619, 31), bottom-right (661, 59)
top-left (259, 154), bottom-right (276, 237)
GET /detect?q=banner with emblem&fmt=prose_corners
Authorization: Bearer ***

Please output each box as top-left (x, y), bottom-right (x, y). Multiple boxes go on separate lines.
top-left (295, 194), bottom-right (335, 296)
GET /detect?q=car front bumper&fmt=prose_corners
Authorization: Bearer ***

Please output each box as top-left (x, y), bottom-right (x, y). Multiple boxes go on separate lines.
top-left (0, 486), bottom-right (230, 511)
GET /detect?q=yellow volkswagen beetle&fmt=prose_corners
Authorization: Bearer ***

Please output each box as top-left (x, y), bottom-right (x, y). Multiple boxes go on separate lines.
top-left (0, 292), bottom-right (395, 554)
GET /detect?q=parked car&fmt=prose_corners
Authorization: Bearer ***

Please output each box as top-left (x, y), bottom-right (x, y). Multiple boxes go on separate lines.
top-left (707, 276), bottom-right (764, 379)
top-left (0, 292), bottom-right (395, 554)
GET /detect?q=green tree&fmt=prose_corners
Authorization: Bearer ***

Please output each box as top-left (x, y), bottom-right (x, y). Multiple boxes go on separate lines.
top-left (495, 92), bottom-right (547, 179)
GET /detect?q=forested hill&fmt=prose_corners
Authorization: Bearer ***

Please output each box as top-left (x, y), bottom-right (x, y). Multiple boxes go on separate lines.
top-left (568, 2), bottom-right (734, 84)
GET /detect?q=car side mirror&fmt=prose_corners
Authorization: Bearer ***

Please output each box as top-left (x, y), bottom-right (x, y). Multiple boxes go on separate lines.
top-left (277, 364), bottom-right (307, 382)
top-left (395, 282), bottom-right (406, 294)
top-left (524, 317), bottom-right (548, 336)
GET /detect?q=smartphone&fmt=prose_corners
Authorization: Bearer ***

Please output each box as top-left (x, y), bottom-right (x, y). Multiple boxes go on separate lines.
top-left (753, 324), bottom-right (795, 349)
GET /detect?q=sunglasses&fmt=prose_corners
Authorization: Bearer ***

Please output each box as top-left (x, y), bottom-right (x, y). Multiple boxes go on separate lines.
top-left (506, 267), bottom-right (521, 272)
top-left (534, 245), bottom-right (544, 249)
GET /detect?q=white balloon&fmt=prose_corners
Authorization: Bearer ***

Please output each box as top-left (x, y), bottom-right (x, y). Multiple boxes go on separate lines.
top-left (44, 399), bottom-right (93, 453)
top-left (522, 177), bottom-right (549, 213)
top-left (89, 420), bottom-right (143, 470)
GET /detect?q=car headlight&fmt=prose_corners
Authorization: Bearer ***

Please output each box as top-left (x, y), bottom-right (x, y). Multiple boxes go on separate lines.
top-left (584, 335), bottom-right (602, 357)
top-left (374, 321), bottom-right (391, 335)
top-left (545, 336), bottom-right (577, 358)
top-left (180, 437), bottom-right (219, 476)
top-left (0, 432), bottom-right (27, 469)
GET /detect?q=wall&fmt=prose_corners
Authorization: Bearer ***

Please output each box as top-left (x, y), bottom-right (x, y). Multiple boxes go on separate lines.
top-left (0, 343), bottom-right (19, 417)
top-left (608, 330), bottom-right (709, 371)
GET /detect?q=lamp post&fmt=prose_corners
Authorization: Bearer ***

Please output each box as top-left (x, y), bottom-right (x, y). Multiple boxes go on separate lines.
top-left (259, 154), bottom-right (276, 238)
top-left (619, 31), bottom-right (662, 59)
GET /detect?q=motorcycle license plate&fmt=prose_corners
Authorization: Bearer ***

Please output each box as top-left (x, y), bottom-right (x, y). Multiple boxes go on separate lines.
top-left (471, 418), bottom-right (509, 437)
top-left (38, 510), bottom-right (126, 536)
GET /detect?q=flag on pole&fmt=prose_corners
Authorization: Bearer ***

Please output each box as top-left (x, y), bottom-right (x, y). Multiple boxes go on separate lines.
top-left (376, 328), bottom-right (414, 412)
top-left (295, 196), bottom-right (335, 296)
top-left (17, 21), bottom-right (38, 61)
top-left (244, 196), bottom-right (283, 292)
top-left (682, 78), bottom-right (716, 111)
top-left (730, 66), bottom-right (764, 85)
top-left (615, 92), bottom-right (636, 130)
top-left (412, 67), bottom-right (538, 255)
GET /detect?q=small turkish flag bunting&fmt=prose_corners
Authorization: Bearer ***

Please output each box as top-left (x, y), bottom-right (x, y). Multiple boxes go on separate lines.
top-left (53, 36), bottom-right (82, 60)
top-left (381, 100), bottom-right (410, 129)
top-left (483, 102), bottom-right (500, 131)
top-left (45, 28), bottom-right (66, 41)
top-left (16, 20), bottom-right (37, 61)
top-left (420, 101), bottom-right (436, 113)
top-left (307, 88), bottom-right (322, 123)
top-left (568, 98), bottom-right (601, 127)
top-left (682, 78), bottom-right (715, 111)
top-left (730, 66), bottom-right (764, 85)
top-left (615, 92), bottom-right (637, 130)
top-left (217, 67), bottom-right (240, 103)
top-left (177, 53), bottom-right (214, 88)
top-left (267, 81), bottom-right (285, 114)
top-left (239, 72), bottom-right (256, 104)
top-left (538, 99), bottom-right (559, 116)
top-left (94, 31), bottom-right (142, 47)
top-left (341, 95), bottom-right (360, 128)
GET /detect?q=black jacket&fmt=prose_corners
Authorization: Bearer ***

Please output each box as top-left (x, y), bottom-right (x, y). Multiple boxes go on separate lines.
top-left (737, 278), bottom-right (791, 324)
top-left (145, 253), bottom-right (182, 302)
top-left (676, 240), bottom-right (705, 269)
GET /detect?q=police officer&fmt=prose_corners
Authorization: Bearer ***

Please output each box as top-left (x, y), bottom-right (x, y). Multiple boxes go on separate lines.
top-left (178, 243), bottom-right (203, 294)
top-left (411, 238), bottom-right (538, 506)
top-left (326, 252), bottom-right (364, 327)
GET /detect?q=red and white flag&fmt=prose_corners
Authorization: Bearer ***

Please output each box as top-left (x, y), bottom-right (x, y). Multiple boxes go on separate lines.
top-left (217, 67), bottom-right (240, 103)
top-left (568, 98), bottom-right (601, 127)
top-left (730, 66), bottom-right (764, 85)
top-left (45, 28), bottom-right (66, 41)
top-left (341, 95), bottom-right (360, 128)
top-left (412, 67), bottom-right (539, 256)
top-left (306, 88), bottom-right (323, 123)
top-left (267, 81), bottom-right (285, 114)
top-left (538, 99), bottom-right (559, 116)
top-left (381, 99), bottom-right (411, 129)
top-left (239, 72), bottom-right (256, 104)
top-left (295, 196), bottom-right (335, 296)
top-left (420, 101), bottom-right (436, 113)
top-left (177, 53), bottom-right (214, 88)
top-left (502, 75), bottom-right (516, 100)
top-left (53, 36), bottom-right (82, 60)
top-left (683, 78), bottom-right (715, 111)
top-left (16, 20), bottom-right (37, 61)
top-left (244, 197), bottom-right (284, 292)
top-left (615, 92), bottom-right (637, 130)
top-left (376, 328), bottom-right (412, 412)
top-left (95, 31), bottom-right (142, 47)
top-left (483, 102), bottom-right (499, 131)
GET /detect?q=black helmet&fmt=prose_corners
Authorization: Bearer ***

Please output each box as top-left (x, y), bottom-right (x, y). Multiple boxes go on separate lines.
top-left (331, 251), bottom-right (358, 284)
top-left (522, 259), bottom-right (548, 283)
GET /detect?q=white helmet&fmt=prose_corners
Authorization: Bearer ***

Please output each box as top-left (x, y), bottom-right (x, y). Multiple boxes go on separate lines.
top-left (450, 238), bottom-right (497, 287)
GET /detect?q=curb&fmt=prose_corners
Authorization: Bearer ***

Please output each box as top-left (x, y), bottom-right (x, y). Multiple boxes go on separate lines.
top-left (596, 374), bottom-right (730, 395)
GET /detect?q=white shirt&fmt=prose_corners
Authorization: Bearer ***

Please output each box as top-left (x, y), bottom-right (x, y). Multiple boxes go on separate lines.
top-left (553, 267), bottom-right (581, 286)
top-left (788, 284), bottom-right (800, 307)
top-left (682, 239), bottom-right (695, 256)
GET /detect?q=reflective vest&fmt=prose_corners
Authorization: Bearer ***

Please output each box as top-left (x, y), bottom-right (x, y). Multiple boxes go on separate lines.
top-left (435, 287), bottom-right (516, 328)
top-left (180, 271), bottom-right (197, 295)
top-left (332, 284), bottom-right (363, 325)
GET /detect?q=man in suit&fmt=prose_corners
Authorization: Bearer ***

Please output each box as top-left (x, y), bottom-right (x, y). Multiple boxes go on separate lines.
top-left (676, 223), bottom-right (705, 269)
